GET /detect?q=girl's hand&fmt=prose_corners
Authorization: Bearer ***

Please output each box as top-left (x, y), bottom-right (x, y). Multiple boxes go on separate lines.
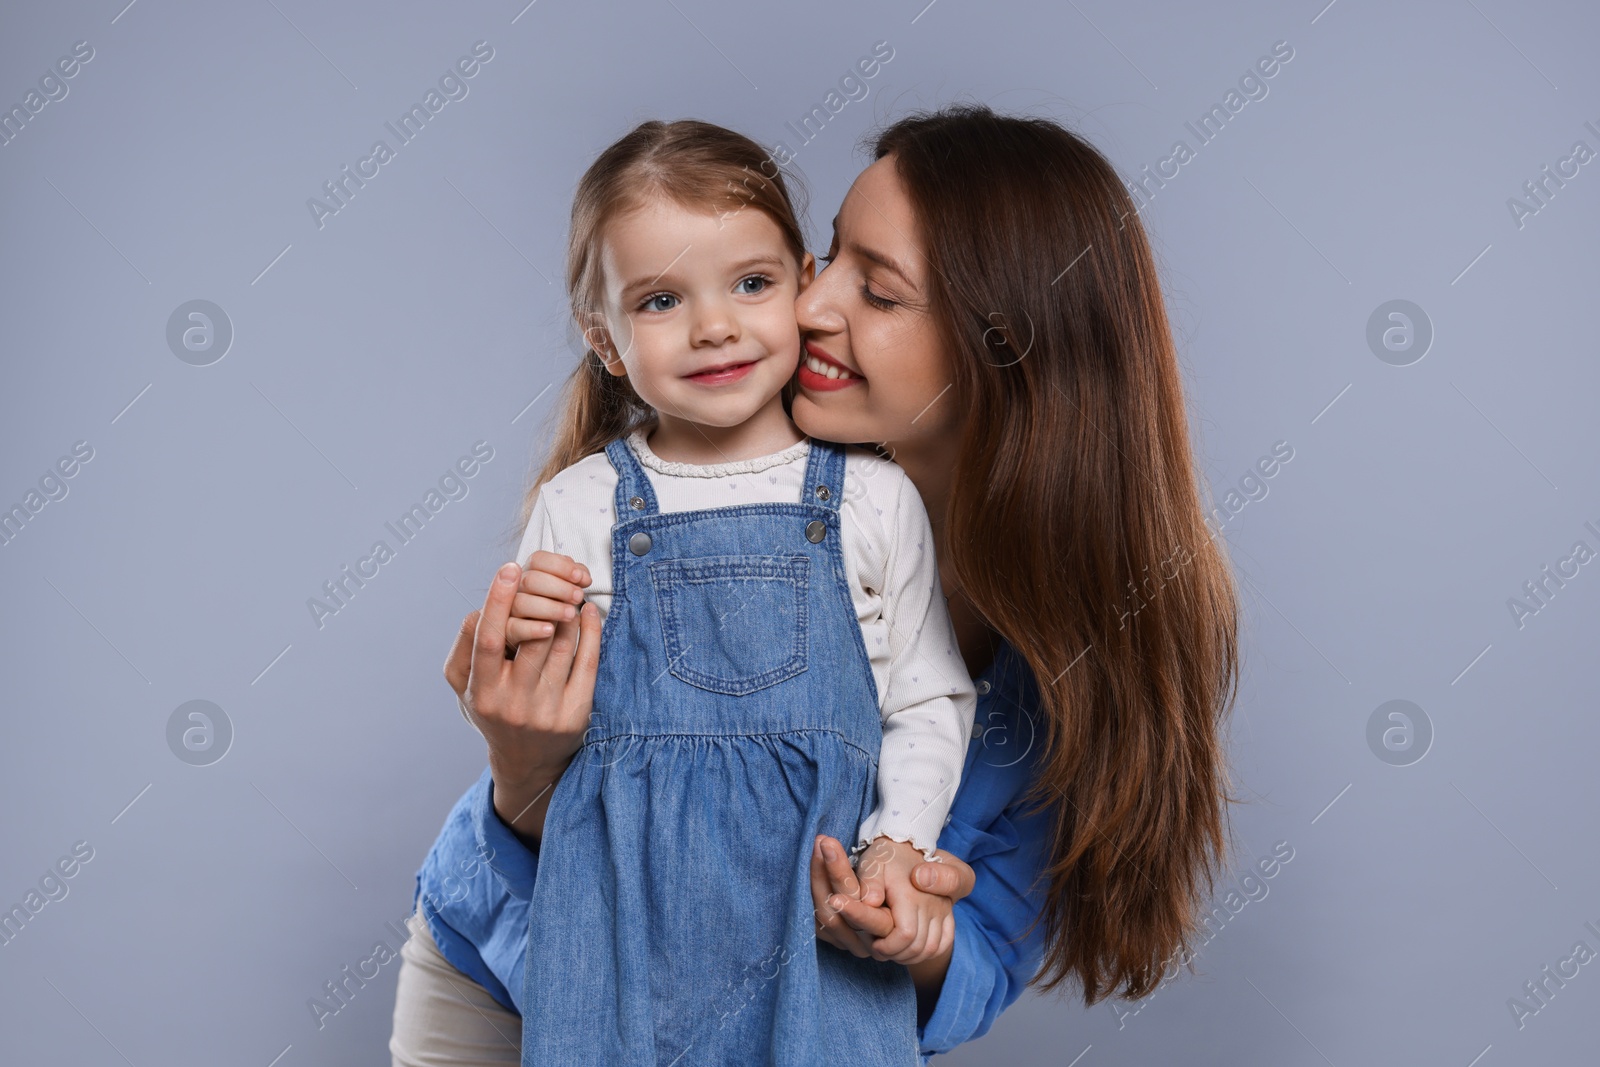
top-left (810, 834), bottom-right (976, 962)
top-left (445, 561), bottom-right (601, 844)
top-left (506, 551), bottom-right (593, 647)
top-left (852, 837), bottom-right (954, 965)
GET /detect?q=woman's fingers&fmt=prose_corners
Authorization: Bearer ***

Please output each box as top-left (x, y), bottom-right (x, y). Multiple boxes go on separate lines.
top-left (912, 850), bottom-right (977, 903)
top-left (829, 893), bottom-right (896, 941)
top-left (816, 895), bottom-right (873, 958)
top-left (532, 609), bottom-right (581, 700)
top-left (819, 836), bottom-right (862, 900)
top-left (508, 604), bottom-right (559, 696)
top-left (809, 837), bottom-right (837, 925)
top-left (445, 610), bottom-right (480, 697)
top-left (566, 602), bottom-right (601, 708)
top-left (812, 836), bottom-right (885, 958)
top-left (469, 564), bottom-right (520, 703)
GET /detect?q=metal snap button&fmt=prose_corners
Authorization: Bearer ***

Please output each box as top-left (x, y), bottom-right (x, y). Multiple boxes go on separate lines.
top-left (815, 484), bottom-right (831, 501)
top-left (628, 531), bottom-right (652, 555)
top-left (976, 679), bottom-right (992, 695)
top-left (805, 519), bottom-right (826, 543)
top-left (629, 495), bottom-right (646, 510)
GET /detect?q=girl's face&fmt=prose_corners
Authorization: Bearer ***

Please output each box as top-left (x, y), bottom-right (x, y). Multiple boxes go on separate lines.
top-left (591, 194), bottom-right (813, 431)
top-left (791, 156), bottom-right (960, 456)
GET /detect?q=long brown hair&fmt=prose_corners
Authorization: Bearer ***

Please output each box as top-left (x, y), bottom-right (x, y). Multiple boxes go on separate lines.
top-left (515, 119), bottom-right (809, 534)
top-left (872, 104), bottom-right (1242, 1004)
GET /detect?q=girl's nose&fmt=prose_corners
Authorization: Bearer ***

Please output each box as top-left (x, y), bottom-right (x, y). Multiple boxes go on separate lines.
top-left (691, 300), bottom-right (739, 346)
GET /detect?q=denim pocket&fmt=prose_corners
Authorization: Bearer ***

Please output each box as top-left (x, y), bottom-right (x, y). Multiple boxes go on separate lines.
top-left (649, 554), bottom-right (809, 696)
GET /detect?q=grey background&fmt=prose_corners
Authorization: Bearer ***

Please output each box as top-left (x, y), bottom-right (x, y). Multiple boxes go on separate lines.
top-left (2, 0), bottom-right (1596, 1063)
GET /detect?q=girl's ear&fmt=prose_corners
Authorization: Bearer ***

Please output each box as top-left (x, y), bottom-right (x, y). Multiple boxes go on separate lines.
top-left (579, 312), bottom-right (626, 377)
top-left (797, 251), bottom-right (817, 291)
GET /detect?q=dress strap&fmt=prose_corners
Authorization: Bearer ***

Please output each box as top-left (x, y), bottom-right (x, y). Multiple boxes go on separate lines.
top-left (800, 437), bottom-right (845, 512)
top-left (604, 434), bottom-right (659, 517)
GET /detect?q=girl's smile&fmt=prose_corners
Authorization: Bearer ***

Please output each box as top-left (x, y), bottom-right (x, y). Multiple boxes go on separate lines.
top-left (586, 191), bottom-right (815, 462)
top-left (684, 358), bottom-right (759, 386)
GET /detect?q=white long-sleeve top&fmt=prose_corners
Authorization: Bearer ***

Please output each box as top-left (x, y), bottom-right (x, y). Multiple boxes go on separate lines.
top-left (507, 427), bottom-right (975, 859)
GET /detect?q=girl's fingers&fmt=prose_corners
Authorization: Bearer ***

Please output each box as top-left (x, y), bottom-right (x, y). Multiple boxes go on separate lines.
top-left (871, 897), bottom-right (920, 959)
top-left (511, 588), bottom-right (575, 622)
top-left (913, 910), bottom-right (932, 960)
top-left (515, 568), bottom-right (587, 618)
top-left (445, 610), bottom-right (480, 696)
top-left (522, 550), bottom-right (592, 588)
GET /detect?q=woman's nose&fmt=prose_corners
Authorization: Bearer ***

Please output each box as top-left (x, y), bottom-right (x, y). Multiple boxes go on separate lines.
top-left (795, 268), bottom-right (845, 334)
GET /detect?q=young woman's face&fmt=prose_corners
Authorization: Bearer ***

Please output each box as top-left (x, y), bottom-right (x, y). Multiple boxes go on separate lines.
top-left (591, 194), bottom-right (813, 430)
top-left (791, 156), bottom-right (960, 456)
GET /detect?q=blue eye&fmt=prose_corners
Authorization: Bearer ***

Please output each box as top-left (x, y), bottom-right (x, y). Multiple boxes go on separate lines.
top-left (640, 293), bottom-right (678, 312)
top-left (737, 274), bottom-right (772, 294)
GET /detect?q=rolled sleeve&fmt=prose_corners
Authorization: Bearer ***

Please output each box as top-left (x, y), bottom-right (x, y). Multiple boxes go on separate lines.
top-left (915, 644), bottom-right (1053, 1058)
top-left (473, 767), bottom-right (542, 902)
top-left (413, 766), bottom-right (536, 1015)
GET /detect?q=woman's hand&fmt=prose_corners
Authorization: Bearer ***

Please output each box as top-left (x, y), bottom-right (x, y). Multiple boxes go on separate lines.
top-left (810, 833), bottom-right (976, 962)
top-left (444, 557), bottom-right (601, 846)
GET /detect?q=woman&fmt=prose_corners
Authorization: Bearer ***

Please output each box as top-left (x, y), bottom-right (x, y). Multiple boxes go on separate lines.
top-left (391, 103), bottom-right (1240, 1064)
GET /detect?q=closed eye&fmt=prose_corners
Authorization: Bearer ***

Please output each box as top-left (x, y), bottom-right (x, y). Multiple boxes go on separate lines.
top-left (817, 251), bottom-right (895, 310)
top-left (860, 286), bottom-right (896, 310)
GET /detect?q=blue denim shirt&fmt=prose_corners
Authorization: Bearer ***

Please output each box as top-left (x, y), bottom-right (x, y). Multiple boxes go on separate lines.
top-left (414, 637), bottom-right (1052, 1061)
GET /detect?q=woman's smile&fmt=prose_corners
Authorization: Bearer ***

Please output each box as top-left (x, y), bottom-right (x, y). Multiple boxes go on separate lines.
top-left (797, 341), bottom-right (864, 391)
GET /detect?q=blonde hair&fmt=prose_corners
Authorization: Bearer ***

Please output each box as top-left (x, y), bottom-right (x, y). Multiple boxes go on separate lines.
top-left (515, 119), bottom-right (809, 537)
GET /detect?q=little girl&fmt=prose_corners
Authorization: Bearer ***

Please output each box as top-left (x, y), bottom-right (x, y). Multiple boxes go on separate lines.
top-left (508, 119), bottom-right (973, 1065)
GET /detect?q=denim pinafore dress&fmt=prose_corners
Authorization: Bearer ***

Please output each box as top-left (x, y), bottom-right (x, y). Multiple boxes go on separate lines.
top-left (520, 434), bottom-right (919, 1066)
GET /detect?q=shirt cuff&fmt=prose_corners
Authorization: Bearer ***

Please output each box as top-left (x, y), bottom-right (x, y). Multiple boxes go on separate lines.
top-left (852, 804), bottom-right (948, 863)
top-left (472, 766), bottom-right (541, 901)
top-left (916, 901), bottom-right (987, 1056)
top-left (848, 827), bottom-right (942, 865)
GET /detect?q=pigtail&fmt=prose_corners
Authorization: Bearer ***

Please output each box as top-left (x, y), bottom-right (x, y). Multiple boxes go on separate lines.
top-left (514, 344), bottom-right (652, 540)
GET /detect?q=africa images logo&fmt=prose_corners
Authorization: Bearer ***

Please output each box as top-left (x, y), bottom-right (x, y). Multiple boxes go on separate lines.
top-left (306, 41), bottom-right (495, 230)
